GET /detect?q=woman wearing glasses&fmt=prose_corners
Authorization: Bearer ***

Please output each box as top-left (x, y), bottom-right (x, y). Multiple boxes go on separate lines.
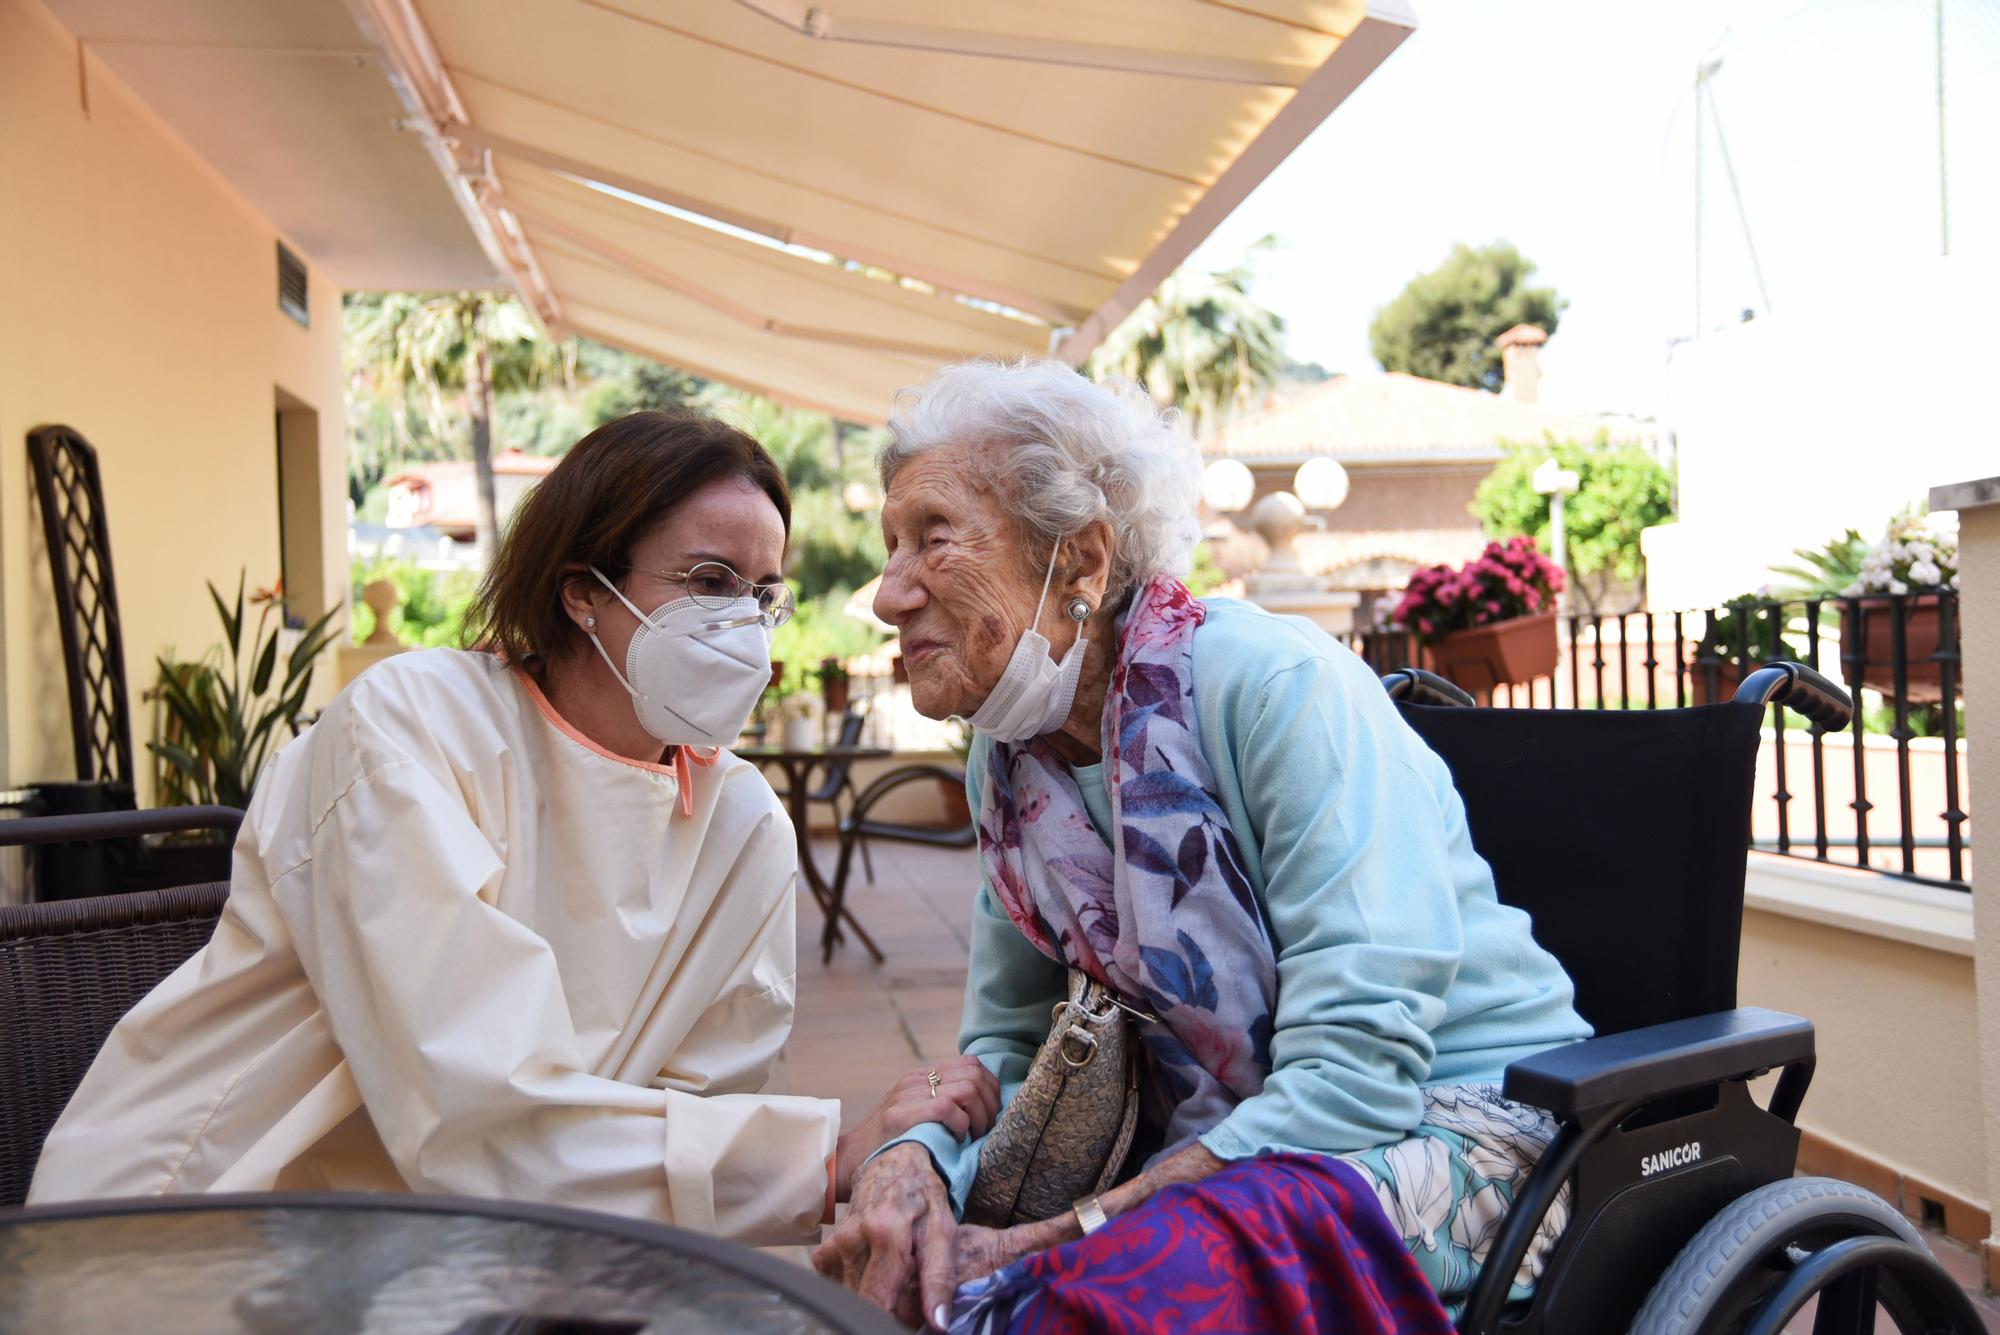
top-left (30, 411), bottom-right (999, 1243)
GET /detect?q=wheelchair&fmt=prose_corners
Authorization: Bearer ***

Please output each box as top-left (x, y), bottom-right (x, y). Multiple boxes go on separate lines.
top-left (1380, 661), bottom-right (1983, 1335)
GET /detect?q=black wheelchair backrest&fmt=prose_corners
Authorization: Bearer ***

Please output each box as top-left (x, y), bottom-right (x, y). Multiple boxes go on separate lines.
top-left (1396, 700), bottom-right (1766, 1039)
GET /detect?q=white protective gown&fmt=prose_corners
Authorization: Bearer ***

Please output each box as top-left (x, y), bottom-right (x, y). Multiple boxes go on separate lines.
top-left (29, 649), bottom-right (841, 1245)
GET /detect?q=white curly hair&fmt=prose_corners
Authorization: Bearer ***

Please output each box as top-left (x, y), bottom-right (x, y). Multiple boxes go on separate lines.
top-left (879, 358), bottom-right (1204, 598)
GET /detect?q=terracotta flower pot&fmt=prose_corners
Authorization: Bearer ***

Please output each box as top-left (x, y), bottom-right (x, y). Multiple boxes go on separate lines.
top-left (1839, 595), bottom-right (1945, 703)
top-left (822, 678), bottom-right (850, 714)
top-left (768, 660), bottom-right (786, 692)
top-left (1686, 658), bottom-right (1747, 706)
top-left (1429, 611), bottom-right (1560, 698)
top-left (937, 777), bottom-right (972, 829)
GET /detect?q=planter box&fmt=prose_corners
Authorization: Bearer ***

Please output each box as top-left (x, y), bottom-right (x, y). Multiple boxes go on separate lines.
top-left (937, 776), bottom-right (972, 829)
top-left (1429, 612), bottom-right (1560, 697)
top-left (1839, 596), bottom-right (1945, 703)
top-left (1687, 659), bottom-right (1748, 706)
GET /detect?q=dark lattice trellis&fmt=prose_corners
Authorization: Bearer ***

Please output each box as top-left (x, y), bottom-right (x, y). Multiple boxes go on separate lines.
top-left (27, 426), bottom-right (133, 795)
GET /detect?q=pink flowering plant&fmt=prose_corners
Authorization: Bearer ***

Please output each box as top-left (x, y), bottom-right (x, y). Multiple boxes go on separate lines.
top-left (1391, 537), bottom-right (1565, 646)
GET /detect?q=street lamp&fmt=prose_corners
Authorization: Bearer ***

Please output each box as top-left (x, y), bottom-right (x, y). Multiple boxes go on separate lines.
top-left (1293, 457), bottom-right (1350, 512)
top-left (1201, 459), bottom-right (1255, 514)
top-left (1531, 457), bottom-right (1581, 609)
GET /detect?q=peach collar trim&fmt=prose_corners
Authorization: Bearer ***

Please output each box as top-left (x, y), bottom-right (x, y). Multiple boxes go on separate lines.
top-left (511, 665), bottom-right (718, 818)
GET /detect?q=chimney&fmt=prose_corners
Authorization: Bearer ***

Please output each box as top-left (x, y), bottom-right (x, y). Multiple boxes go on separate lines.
top-left (1496, 324), bottom-right (1547, 403)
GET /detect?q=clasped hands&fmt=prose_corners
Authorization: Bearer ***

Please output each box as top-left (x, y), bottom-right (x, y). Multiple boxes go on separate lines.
top-left (815, 1141), bottom-right (1073, 1331)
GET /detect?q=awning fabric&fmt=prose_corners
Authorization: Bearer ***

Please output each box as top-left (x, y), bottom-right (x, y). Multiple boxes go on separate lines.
top-left (352, 0), bottom-right (1414, 422)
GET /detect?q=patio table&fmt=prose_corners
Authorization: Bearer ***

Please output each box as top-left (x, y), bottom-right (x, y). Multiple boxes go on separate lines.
top-left (0, 1192), bottom-right (897, 1334)
top-left (737, 745), bottom-right (890, 963)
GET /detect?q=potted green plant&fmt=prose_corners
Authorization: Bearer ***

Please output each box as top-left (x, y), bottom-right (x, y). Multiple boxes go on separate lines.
top-left (151, 573), bottom-right (341, 823)
top-left (1833, 510), bottom-right (1959, 703)
top-left (1392, 538), bottom-right (1564, 698)
top-left (1688, 594), bottom-right (1796, 705)
top-left (817, 657), bottom-right (852, 714)
top-left (772, 691), bottom-right (819, 752)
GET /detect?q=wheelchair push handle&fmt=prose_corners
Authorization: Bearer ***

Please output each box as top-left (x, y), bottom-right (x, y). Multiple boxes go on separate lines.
top-left (1381, 668), bottom-right (1478, 709)
top-left (1733, 661), bottom-right (1854, 732)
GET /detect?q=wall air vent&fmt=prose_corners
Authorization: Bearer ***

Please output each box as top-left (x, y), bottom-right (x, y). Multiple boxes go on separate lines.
top-left (277, 242), bottom-right (309, 327)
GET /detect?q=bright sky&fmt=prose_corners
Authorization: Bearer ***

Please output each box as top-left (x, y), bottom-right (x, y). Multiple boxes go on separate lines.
top-left (1188, 0), bottom-right (1999, 420)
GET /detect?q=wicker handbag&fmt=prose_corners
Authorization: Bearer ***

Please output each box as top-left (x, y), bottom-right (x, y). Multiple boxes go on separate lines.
top-left (964, 968), bottom-right (1147, 1227)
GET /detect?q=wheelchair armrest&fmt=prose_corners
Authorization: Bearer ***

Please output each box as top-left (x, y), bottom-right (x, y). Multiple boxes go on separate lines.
top-left (1503, 1006), bottom-right (1814, 1119)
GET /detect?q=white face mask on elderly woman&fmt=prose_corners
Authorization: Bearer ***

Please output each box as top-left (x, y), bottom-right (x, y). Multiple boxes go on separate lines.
top-left (966, 539), bottom-right (1092, 743)
top-left (586, 567), bottom-right (773, 747)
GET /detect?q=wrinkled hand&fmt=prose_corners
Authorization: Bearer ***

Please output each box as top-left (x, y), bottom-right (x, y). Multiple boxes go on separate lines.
top-left (814, 1142), bottom-right (959, 1329)
top-left (834, 1056), bottom-right (999, 1200)
top-left (950, 1217), bottom-right (1071, 1287)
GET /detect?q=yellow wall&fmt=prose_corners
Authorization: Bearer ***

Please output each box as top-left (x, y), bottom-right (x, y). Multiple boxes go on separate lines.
top-left (0, 0), bottom-right (347, 807)
top-left (1739, 902), bottom-right (1987, 1212)
top-left (1951, 494), bottom-right (2000, 1267)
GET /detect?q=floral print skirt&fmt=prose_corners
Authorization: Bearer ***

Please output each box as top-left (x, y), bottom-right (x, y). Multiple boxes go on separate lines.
top-left (1337, 1083), bottom-right (1570, 1313)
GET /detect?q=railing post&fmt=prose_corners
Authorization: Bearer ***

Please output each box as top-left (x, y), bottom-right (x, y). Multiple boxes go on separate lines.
top-left (1928, 476), bottom-right (2000, 1290)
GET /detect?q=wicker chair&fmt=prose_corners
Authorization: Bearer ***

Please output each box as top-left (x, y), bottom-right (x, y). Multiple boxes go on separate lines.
top-left (0, 806), bottom-right (239, 1207)
top-left (0, 881), bottom-right (229, 1207)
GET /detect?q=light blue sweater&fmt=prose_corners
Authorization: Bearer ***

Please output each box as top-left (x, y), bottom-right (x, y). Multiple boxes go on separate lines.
top-left (889, 597), bottom-right (1590, 1215)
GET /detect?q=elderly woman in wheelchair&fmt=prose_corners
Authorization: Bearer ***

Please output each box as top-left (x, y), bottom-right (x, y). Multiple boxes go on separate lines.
top-left (817, 359), bottom-right (1982, 1335)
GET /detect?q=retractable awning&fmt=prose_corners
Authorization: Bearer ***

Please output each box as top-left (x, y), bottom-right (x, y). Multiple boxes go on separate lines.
top-left (351, 0), bottom-right (1415, 422)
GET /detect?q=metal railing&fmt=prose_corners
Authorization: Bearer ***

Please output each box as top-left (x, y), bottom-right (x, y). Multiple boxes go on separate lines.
top-left (1355, 593), bottom-right (1970, 892)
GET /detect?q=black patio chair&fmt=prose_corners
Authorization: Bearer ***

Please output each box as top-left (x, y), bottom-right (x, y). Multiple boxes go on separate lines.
top-left (1378, 663), bottom-right (1979, 1334)
top-left (0, 884), bottom-right (232, 1207)
top-left (823, 764), bottom-right (977, 965)
top-left (807, 710), bottom-right (874, 884)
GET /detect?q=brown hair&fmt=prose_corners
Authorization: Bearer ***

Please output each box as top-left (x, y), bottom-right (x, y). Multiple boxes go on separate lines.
top-left (466, 410), bottom-right (790, 667)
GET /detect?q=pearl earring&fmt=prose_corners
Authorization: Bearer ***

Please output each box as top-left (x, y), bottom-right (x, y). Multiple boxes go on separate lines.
top-left (584, 616), bottom-right (596, 630)
top-left (1066, 597), bottom-right (1092, 622)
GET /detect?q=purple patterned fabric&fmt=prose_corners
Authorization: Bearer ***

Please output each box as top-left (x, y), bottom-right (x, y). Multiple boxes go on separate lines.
top-left (949, 1153), bottom-right (1456, 1335)
top-left (977, 575), bottom-right (1278, 1151)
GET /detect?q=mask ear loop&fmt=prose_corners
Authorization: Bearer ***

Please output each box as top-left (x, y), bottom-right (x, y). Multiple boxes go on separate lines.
top-left (1028, 538), bottom-right (1062, 631)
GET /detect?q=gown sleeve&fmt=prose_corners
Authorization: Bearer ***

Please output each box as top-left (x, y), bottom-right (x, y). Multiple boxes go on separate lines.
top-left (270, 742), bottom-right (840, 1245)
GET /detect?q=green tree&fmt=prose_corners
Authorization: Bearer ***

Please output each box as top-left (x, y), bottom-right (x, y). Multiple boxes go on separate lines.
top-left (1087, 238), bottom-right (1287, 430)
top-left (700, 388), bottom-right (885, 601)
top-left (344, 292), bottom-right (571, 558)
top-left (1472, 433), bottom-right (1673, 613)
top-left (1370, 242), bottom-right (1565, 391)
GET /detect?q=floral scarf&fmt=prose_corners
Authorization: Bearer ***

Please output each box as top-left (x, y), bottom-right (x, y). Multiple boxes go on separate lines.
top-left (978, 575), bottom-right (1278, 1152)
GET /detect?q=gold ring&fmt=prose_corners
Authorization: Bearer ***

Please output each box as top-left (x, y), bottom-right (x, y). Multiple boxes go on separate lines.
top-left (926, 1069), bottom-right (941, 1097)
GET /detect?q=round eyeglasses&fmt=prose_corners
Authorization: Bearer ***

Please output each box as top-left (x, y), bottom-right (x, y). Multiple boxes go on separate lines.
top-left (650, 562), bottom-right (796, 628)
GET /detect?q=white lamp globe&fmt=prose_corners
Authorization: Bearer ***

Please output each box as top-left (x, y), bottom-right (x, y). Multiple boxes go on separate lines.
top-left (1201, 459), bottom-right (1256, 513)
top-left (1293, 456), bottom-right (1350, 512)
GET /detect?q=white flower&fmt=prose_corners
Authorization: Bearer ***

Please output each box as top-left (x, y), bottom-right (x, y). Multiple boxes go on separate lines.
top-left (1951, 573), bottom-right (1961, 590)
top-left (1889, 579), bottom-right (1909, 595)
top-left (1449, 1183), bottom-right (1510, 1266)
top-left (1462, 1139), bottom-right (1523, 1185)
top-left (1909, 559), bottom-right (1942, 586)
top-left (1841, 582), bottom-right (1865, 597)
top-left (1908, 540), bottom-right (1935, 564)
top-left (1887, 541), bottom-right (1909, 562)
top-left (1370, 1136), bottom-right (1456, 1253)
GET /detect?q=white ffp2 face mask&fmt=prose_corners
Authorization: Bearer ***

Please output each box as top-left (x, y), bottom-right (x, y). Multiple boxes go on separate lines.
top-left (965, 539), bottom-right (1090, 743)
top-left (587, 568), bottom-right (772, 748)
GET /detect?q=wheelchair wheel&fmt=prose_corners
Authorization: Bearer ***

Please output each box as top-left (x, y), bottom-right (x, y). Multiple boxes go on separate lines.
top-left (1630, 1176), bottom-right (1979, 1334)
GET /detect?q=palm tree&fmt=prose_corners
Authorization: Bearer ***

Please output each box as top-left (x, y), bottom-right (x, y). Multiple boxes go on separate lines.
top-left (344, 293), bottom-right (571, 559)
top-left (1086, 237), bottom-right (1287, 432)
